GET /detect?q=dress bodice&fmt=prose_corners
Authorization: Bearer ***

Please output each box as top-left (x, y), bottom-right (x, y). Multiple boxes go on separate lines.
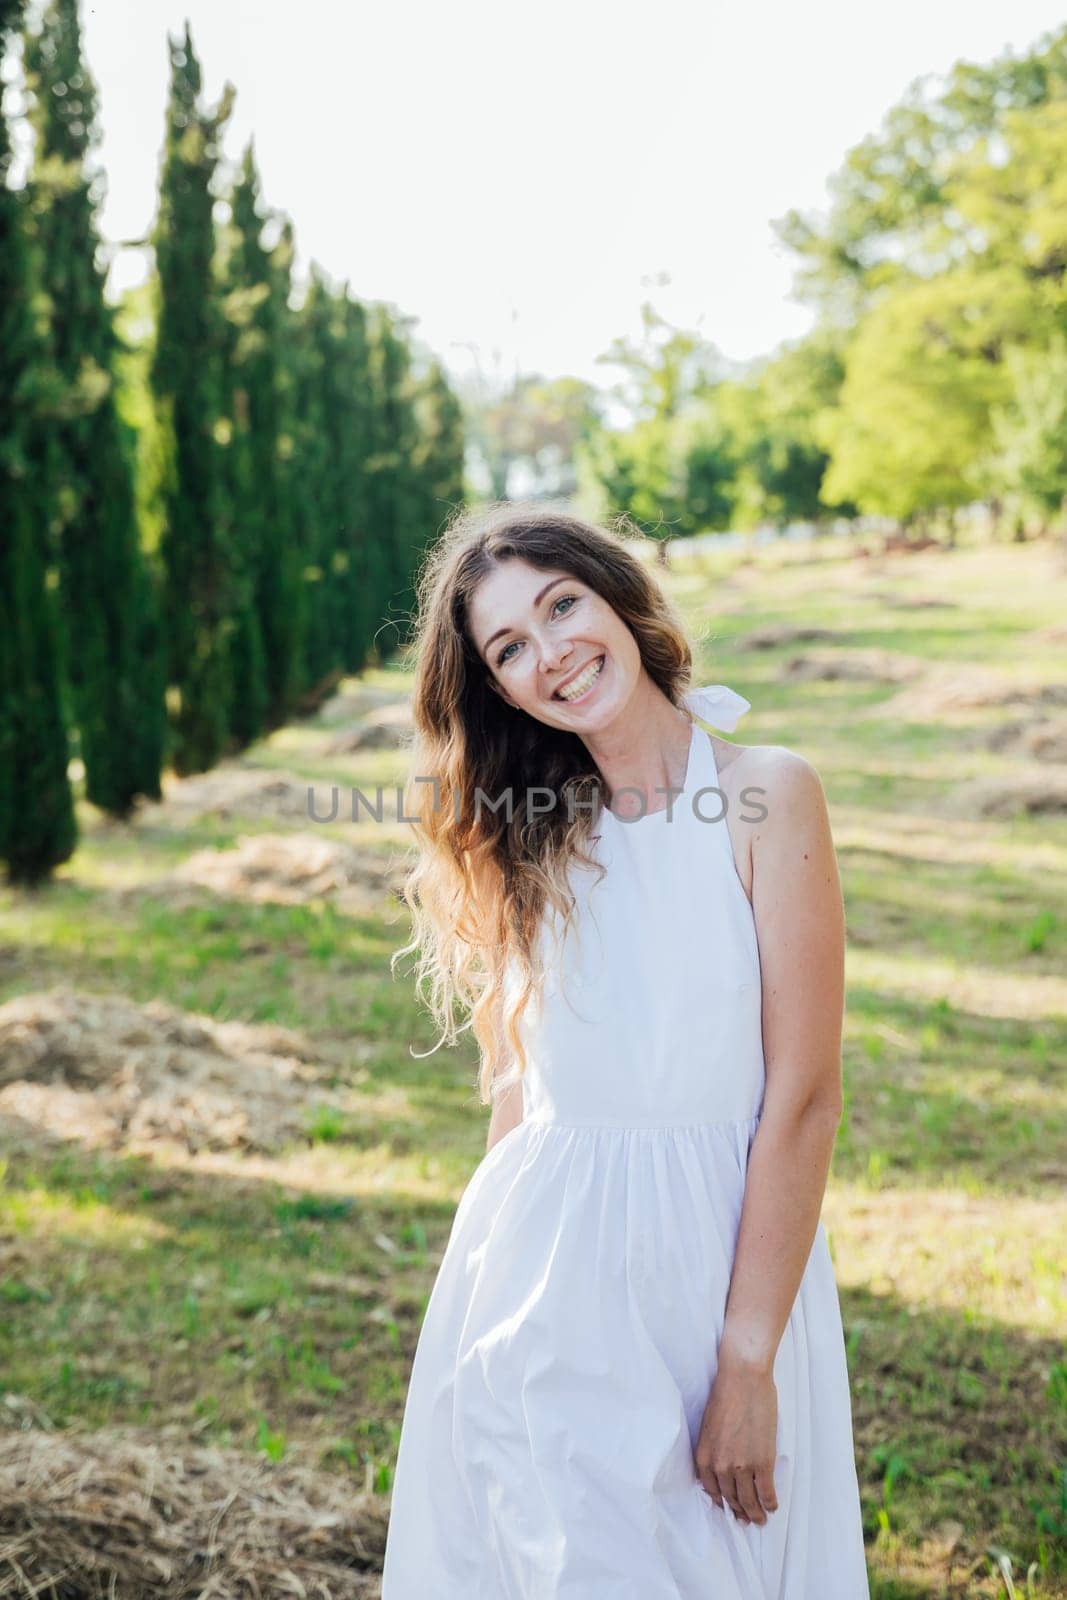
top-left (512, 687), bottom-right (766, 1130)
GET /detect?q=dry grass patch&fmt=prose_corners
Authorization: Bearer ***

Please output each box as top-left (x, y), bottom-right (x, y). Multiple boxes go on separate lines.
top-left (880, 668), bottom-right (1067, 722)
top-left (314, 683), bottom-right (410, 728)
top-left (738, 623), bottom-right (842, 649)
top-left (866, 592), bottom-right (957, 610)
top-left (780, 647), bottom-right (925, 684)
top-left (326, 702), bottom-right (414, 755)
top-left (134, 767), bottom-right (316, 829)
top-left (168, 833), bottom-right (410, 915)
top-left (986, 715), bottom-right (1067, 764)
top-left (0, 1424), bottom-right (388, 1599)
top-left (0, 988), bottom-right (350, 1157)
top-left (962, 771), bottom-right (1067, 819)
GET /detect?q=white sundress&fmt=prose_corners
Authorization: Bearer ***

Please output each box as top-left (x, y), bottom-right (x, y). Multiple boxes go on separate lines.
top-left (380, 684), bottom-right (870, 1600)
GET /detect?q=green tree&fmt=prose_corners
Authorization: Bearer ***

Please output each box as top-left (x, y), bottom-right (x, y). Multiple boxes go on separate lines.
top-left (150, 23), bottom-right (236, 774)
top-left (365, 301), bottom-right (421, 659)
top-left (112, 281), bottom-right (166, 559)
top-left (988, 333), bottom-right (1067, 537)
top-left (285, 269), bottom-right (341, 692)
top-left (773, 24), bottom-right (1067, 323)
top-left (218, 142), bottom-right (302, 734)
top-left (339, 293), bottom-right (379, 669)
top-left (597, 300), bottom-right (724, 425)
top-left (579, 414), bottom-right (685, 554)
top-left (285, 273), bottom-right (382, 686)
top-left (0, 0), bottom-right (76, 882)
top-left (676, 402), bottom-right (738, 534)
top-left (473, 372), bottom-right (599, 499)
top-left (415, 357), bottom-right (466, 521)
top-left (944, 96), bottom-right (1067, 330)
top-left (23, 0), bottom-right (165, 814)
top-left (817, 271), bottom-right (1015, 521)
top-left (750, 333), bottom-right (846, 526)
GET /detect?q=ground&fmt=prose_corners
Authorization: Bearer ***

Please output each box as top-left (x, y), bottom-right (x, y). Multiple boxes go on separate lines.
top-left (0, 530), bottom-right (1064, 1599)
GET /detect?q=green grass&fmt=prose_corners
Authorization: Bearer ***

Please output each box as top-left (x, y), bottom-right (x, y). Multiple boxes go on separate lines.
top-left (1, 540), bottom-right (1066, 1596)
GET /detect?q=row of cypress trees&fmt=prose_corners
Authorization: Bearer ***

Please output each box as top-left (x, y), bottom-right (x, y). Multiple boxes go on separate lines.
top-left (0, 0), bottom-right (466, 885)
top-left (0, 0), bottom-right (79, 885)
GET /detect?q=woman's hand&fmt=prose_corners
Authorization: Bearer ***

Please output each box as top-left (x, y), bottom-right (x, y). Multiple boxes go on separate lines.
top-left (693, 1350), bottom-right (779, 1525)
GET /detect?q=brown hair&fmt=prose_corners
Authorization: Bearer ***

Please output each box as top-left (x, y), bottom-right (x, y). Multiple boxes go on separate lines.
top-left (390, 500), bottom-right (700, 1105)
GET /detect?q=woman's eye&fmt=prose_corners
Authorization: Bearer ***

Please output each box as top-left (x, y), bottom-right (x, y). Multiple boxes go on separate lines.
top-left (496, 594), bottom-right (579, 666)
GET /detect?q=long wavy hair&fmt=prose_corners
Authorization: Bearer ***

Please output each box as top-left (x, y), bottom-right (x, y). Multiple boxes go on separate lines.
top-left (390, 500), bottom-right (702, 1107)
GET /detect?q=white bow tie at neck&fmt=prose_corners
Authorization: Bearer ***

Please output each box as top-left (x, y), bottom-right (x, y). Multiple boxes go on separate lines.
top-left (681, 683), bottom-right (752, 731)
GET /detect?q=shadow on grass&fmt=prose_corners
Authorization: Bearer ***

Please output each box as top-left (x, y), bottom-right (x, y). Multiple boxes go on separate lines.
top-left (835, 985), bottom-right (1065, 1200)
top-left (0, 1114), bottom-right (1064, 1591)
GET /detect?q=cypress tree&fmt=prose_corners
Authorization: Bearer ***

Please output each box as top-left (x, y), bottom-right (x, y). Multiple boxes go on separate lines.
top-left (150, 24), bottom-right (235, 774)
top-left (365, 302), bottom-right (422, 662)
top-left (417, 357), bottom-right (466, 518)
top-left (412, 354), bottom-right (466, 540)
top-left (286, 270), bottom-right (340, 692)
top-left (336, 292), bottom-right (377, 672)
top-left (218, 143), bottom-right (298, 733)
top-left (23, 0), bottom-right (165, 814)
top-left (288, 271), bottom-right (374, 686)
top-left (269, 217), bottom-right (311, 700)
top-left (216, 152), bottom-right (267, 748)
top-left (0, 0), bottom-right (77, 883)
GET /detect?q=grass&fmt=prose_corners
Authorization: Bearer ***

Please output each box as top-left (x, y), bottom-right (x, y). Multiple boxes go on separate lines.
top-left (1, 531), bottom-right (1065, 1596)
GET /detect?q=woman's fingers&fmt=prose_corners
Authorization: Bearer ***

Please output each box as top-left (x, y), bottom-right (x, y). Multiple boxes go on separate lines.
top-left (755, 1464), bottom-right (779, 1518)
top-left (720, 1469), bottom-right (750, 1523)
top-left (699, 1465), bottom-right (724, 1509)
top-left (704, 1465), bottom-right (777, 1526)
top-left (735, 1468), bottom-right (767, 1524)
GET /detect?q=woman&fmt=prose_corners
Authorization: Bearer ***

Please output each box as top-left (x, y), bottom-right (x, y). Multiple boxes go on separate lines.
top-left (380, 503), bottom-right (869, 1599)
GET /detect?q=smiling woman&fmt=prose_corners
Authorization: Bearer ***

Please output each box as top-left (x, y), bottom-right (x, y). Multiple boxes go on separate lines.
top-left (466, 552), bottom-right (711, 827)
top-left (381, 501), bottom-right (869, 1599)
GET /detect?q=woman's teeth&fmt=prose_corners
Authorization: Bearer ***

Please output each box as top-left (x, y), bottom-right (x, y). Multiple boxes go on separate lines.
top-left (555, 655), bottom-right (605, 702)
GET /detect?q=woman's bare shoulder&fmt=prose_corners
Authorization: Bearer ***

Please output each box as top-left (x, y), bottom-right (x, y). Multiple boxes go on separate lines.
top-left (712, 737), bottom-right (821, 790)
top-left (710, 740), bottom-right (829, 900)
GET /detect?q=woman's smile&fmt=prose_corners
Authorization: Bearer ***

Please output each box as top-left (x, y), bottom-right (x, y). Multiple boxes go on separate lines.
top-left (553, 654), bottom-right (606, 703)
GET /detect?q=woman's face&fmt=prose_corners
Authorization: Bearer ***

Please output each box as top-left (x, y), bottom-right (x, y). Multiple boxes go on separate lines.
top-left (468, 559), bottom-right (642, 731)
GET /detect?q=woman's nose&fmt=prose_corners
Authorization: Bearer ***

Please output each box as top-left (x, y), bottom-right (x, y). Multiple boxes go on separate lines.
top-left (540, 643), bottom-right (572, 673)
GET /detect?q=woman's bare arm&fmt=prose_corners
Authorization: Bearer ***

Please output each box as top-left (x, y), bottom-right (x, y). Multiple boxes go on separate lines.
top-left (694, 746), bottom-right (846, 1524)
top-left (717, 746), bottom-right (847, 1374)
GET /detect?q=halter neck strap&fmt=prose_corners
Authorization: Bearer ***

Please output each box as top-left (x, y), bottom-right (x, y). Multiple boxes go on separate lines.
top-left (681, 682), bottom-right (751, 731)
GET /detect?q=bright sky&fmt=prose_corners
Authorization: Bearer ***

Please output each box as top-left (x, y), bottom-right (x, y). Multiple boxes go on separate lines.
top-left (80, 0), bottom-right (1067, 392)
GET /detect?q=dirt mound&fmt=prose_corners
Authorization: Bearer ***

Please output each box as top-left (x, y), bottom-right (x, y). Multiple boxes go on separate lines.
top-left (0, 989), bottom-right (345, 1156)
top-left (965, 772), bottom-right (1067, 818)
top-left (864, 591), bottom-right (956, 609)
top-left (137, 768), bottom-right (316, 828)
top-left (1031, 621), bottom-right (1067, 646)
top-left (879, 532), bottom-right (943, 554)
top-left (316, 682), bottom-right (409, 727)
top-left (326, 701), bottom-right (414, 755)
top-left (986, 715), bottom-right (1067, 763)
top-left (780, 647), bottom-right (924, 684)
top-left (171, 833), bottom-right (409, 912)
top-left (882, 670), bottom-right (1067, 721)
top-left (739, 624), bottom-right (840, 650)
top-left (0, 1423), bottom-right (387, 1598)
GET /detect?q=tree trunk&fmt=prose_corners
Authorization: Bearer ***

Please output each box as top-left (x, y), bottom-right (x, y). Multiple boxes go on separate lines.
top-left (987, 496), bottom-right (1003, 540)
